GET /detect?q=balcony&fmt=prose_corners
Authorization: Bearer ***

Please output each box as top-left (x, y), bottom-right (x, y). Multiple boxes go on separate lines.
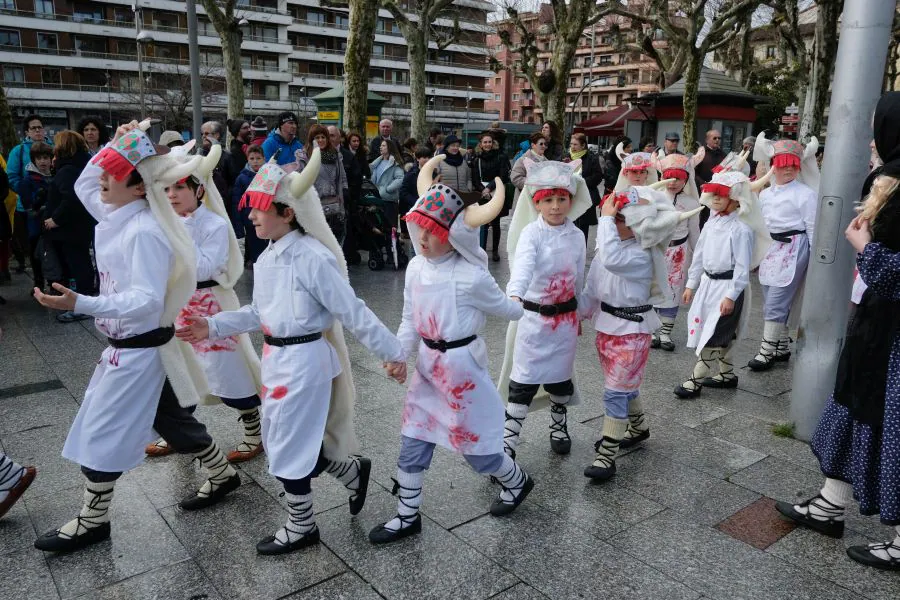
top-left (0, 7), bottom-right (134, 28)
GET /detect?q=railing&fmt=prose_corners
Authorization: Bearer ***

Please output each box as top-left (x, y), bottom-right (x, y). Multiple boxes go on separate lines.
top-left (0, 7), bottom-right (134, 28)
top-left (382, 103), bottom-right (497, 116)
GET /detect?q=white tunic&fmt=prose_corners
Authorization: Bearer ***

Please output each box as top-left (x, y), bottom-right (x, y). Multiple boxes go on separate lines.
top-left (658, 191), bottom-right (701, 309)
top-left (399, 252), bottom-right (523, 455)
top-left (685, 211), bottom-right (754, 352)
top-left (758, 179), bottom-right (817, 287)
top-left (506, 217), bottom-right (585, 384)
top-left (582, 216), bottom-right (661, 336)
top-left (177, 204), bottom-right (257, 399)
top-left (64, 160), bottom-right (173, 473)
top-left (207, 230), bottom-right (403, 479)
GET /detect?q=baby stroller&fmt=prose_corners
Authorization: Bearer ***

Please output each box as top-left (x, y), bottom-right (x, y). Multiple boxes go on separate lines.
top-left (357, 179), bottom-right (408, 271)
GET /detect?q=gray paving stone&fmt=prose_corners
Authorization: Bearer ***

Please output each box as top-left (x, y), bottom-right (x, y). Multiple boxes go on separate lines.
top-left (0, 345), bottom-right (54, 388)
top-left (727, 456), bottom-right (823, 506)
top-left (488, 583), bottom-right (550, 600)
top-left (708, 388), bottom-right (793, 424)
top-left (0, 388), bottom-right (79, 436)
top-left (0, 493), bottom-right (37, 555)
top-left (697, 412), bottom-right (820, 472)
top-left (767, 528), bottom-right (900, 600)
top-left (159, 481), bottom-right (345, 600)
top-left (283, 572), bottom-right (385, 600)
top-left (72, 559), bottom-right (223, 600)
top-left (315, 490), bottom-right (519, 600)
top-left (613, 449), bottom-right (761, 526)
top-left (0, 547), bottom-right (60, 600)
top-left (2, 424), bottom-right (81, 500)
top-left (453, 504), bottom-right (698, 600)
top-left (642, 420), bottom-right (767, 478)
top-left (610, 510), bottom-right (861, 600)
top-left (27, 477), bottom-right (190, 600)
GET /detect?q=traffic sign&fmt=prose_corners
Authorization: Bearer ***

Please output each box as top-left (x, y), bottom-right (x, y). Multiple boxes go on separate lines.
top-left (785, 104), bottom-right (800, 114)
top-left (782, 125), bottom-right (798, 133)
top-left (781, 115), bottom-right (799, 124)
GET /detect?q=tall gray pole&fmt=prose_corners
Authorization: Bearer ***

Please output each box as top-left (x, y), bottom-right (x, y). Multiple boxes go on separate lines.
top-left (790, 0), bottom-right (896, 441)
top-left (186, 0), bottom-right (203, 139)
top-left (135, 7), bottom-right (145, 120)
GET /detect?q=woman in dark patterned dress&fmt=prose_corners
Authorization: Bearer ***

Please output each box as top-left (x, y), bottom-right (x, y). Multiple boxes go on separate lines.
top-left (776, 92), bottom-right (900, 571)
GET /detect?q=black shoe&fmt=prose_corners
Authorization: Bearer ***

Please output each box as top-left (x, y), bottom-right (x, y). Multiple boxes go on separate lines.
top-left (747, 356), bottom-right (775, 371)
top-left (619, 429), bottom-right (650, 449)
top-left (179, 473), bottom-right (241, 511)
top-left (35, 522), bottom-right (111, 553)
top-left (701, 375), bottom-right (739, 389)
top-left (584, 460), bottom-right (616, 482)
top-left (256, 526), bottom-right (320, 555)
top-left (550, 437), bottom-right (571, 455)
top-left (650, 336), bottom-right (660, 349)
top-left (659, 340), bottom-right (676, 352)
top-left (490, 474), bottom-right (534, 516)
top-left (774, 352), bottom-right (791, 363)
top-left (492, 250), bottom-right (501, 262)
top-left (674, 383), bottom-right (702, 399)
top-left (369, 514), bottom-right (422, 544)
top-left (349, 457), bottom-right (371, 516)
top-left (846, 543), bottom-right (900, 571)
top-left (774, 499), bottom-right (845, 538)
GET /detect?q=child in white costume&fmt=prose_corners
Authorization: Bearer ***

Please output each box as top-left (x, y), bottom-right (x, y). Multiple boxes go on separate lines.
top-left (582, 187), bottom-right (702, 480)
top-left (145, 143), bottom-right (264, 462)
top-left (650, 151), bottom-right (704, 351)
top-left (674, 170), bottom-right (772, 398)
top-left (33, 121), bottom-right (241, 553)
top-left (179, 149), bottom-right (407, 555)
top-left (369, 156), bottom-right (533, 545)
top-left (497, 159), bottom-right (591, 458)
top-left (614, 143), bottom-right (659, 191)
top-left (748, 135), bottom-right (820, 371)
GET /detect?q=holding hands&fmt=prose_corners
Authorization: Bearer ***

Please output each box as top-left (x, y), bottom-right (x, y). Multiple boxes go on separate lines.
top-left (176, 316), bottom-right (210, 343)
top-left (384, 361), bottom-right (407, 384)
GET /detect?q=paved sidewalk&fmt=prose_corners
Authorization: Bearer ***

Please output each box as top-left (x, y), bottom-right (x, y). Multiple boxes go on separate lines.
top-left (1, 245), bottom-right (898, 600)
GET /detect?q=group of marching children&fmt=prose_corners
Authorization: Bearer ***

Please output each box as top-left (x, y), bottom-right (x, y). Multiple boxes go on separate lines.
top-left (20, 114), bottom-right (824, 559)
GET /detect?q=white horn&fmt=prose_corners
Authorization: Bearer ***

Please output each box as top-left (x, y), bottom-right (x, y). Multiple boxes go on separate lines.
top-left (290, 146), bottom-right (320, 198)
top-left (650, 178), bottom-right (675, 190)
top-left (138, 119), bottom-right (152, 131)
top-left (158, 155), bottom-right (203, 185)
top-left (678, 205), bottom-right (704, 222)
top-left (615, 142), bottom-right (627, 161)
top-left (750, 167), bottom-right (774, 193)
top-left (464, 178), bottom-right (504, 228)
top-left (734, 149), bottom-right (749, 170)
top-left (418, 155), bottom-right (445, 196)
top-left (198, 143), bottom-right (221, 179)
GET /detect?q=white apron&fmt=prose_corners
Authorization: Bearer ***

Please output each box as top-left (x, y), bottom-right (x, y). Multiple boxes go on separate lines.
top-left (176, 288), bottom-right (258, 400)
top-left (758, 236), bottom-right (803, 287)
top-left (659, 240), bottom-right (693, 309)
top-left (685, 275), bottom-right (751, 354)
top-left (401, 276), bottom-right (504, 456)
top-left (254, 262), bottom-right (341, 480)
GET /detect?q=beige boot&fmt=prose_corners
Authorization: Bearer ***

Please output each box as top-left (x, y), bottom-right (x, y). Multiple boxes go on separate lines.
top-left (674, 348), bottom-right (717, 398)
top-left (583, 416), bottom-right (629, 482)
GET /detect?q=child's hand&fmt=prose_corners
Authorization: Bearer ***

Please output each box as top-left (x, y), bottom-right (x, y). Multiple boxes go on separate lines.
top-left (682, 289), bottom-right (694, 305)
top-left (384, 361), bottom-right (407, 384)
top-left (510, 295), bottom-right (522, 303)
top-left (600, 194), bottom-right (618, 218)
top-left (176, 316), bottom-right (210, 343)
top-left (719, 297), bottom-right (735, 316)
top-left (845, 216), bottom-right (872, 253)
top-left (114, 120), bottom-right (139, 142)
top-left (34, 283), bottom-right (77, 310)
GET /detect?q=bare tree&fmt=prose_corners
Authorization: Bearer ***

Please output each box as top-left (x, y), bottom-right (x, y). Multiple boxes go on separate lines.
top-left (497, 0), bottom-right (612, 127)
top-left (607, 0), bottom-right (765, 146)
top-left (0, 85), bottom-right (18, 155)
top-left (797, 0), bottom-right (841, 139)
top-left (198, 0), bottom-right (244, 119)
top-left (886, 10), bottom-right (900, 91)
top-left (120, 64), bottom-right (225, 132)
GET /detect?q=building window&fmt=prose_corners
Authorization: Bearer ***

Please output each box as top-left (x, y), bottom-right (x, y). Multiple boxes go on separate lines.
top-left (34, 0), bottom-right (54, 16)
top-left (494, 94), bottom-right (500, 101)
top-left (373, 44), bottom-right (384, 56)
top-left (73, 4), bottom-right (103, 23)
top-left (251, 25), bottom-right (278, 42)
top-left (512, 93), bottom-right (519, 100)
top-left (263, 83), bottom-right (279, 100)
top-left (615, 93), bottom-right (623, 105)
top-left (118, 40), bottom-right (136, 55)
top-left (512, 109), bottom-right (519, 117)
top-left (334, 15), bottom-right (349, 28)
top-left (766, 45), bottom-right (776, 59)
top-left (37, 32), bottom-right (57, 52)
top-left (568, 76), bottom-right (576, 87)
top-left (308, 63), bottom-right (326, 75)
top-left (0, 29), bottom-right (20, 47)
top-left (152, 11), bottom-right (178, 29)
top-left (199, 50), bottom-right (222, 66)
top-left (41, 67), bottom-right (61, 88)
top-left (370, 68), bottom-right (385, 82)
top-left (74, 35), bottom-right (106, 55)
top-left (2, 65), bottom-right (24, 83)
top-left (257, 55), bottom-right (278, 70)
top-left (0, 0), bottom-right (15, 9)
top-left (599, 95), bottom-right (608, 107)
top-left (306, 11), bottom-right (325, 26)
top-left (598, 55), bottom-right (612, 65)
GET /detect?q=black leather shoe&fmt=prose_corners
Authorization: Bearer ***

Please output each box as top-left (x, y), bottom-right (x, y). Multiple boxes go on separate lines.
top-left (369, 514), bottom-right (422, 544)
top-left (774, 352), bottom-right (791, 363)
top-left (747, 356), bottom-right (775, 371)
top-left (490, 474), bottom-right (534, 516)
top-left (179, 473), bottom-right (241, 511)
top-left (650, 336), bottom-right (661, 349)
top-left (349, 457), bottom-right (371, 516)
top-left (619, 429), bottom-right (650, 449)
top-left (701, 375), bottom-right (739, 389)
top-left (35, 522), bottom-right (111, 553)
top-left (584, 461), bottom-right (616, 482)
top-left (674, 383), bottom-right (702, 399)
top-left (256, 527), bottom-right (320, 555)
top-left (775, 499), bottom-right (845, 538)
top-left (846, 544), bottom-right (900, 571)
top-left (550, 437), bottom-right (571, 455)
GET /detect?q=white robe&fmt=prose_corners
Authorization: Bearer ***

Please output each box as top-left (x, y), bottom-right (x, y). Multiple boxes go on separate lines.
top-left (657, 191), bottom-right (701, 309)
top-left (506, 216), bottom-right (585, 385)
top-left (758, 179), bottom-right (817, 288)
top-left (207, 230), bottom-right (403, 480)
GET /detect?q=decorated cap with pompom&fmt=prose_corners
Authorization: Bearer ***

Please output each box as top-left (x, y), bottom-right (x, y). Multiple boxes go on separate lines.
top-left (238, 159), bottom-right (288, 211)
top-left (90, 128), bottom-right (157, 181)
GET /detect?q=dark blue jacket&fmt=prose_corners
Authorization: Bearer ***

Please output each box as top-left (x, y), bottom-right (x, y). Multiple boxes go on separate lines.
top-left (232, 165), bottom-right (256, 216)
top-left (261, 130), bottom-right (303, 166)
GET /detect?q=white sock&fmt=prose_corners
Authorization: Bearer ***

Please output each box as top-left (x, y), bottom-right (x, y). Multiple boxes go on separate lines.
top-left (658, 317), bottom-right (675, 342)
top-left (625, 396), bottom-right (648, 436)
top-left (0, 454), bottom-right (25, 503)
top-left (274, 492), bottom-right (316, 545)
top-left (194, 442), bottom-right (237, 497)
top-left (866, 526), bottom-right (900, 561)
top-left (236, 408), bottom-right (261, 452)
top-left (682, 348), bottom-right (716, 391)
top-left (592, 416), bottom-right (629, 468)
top-left (383, 469), bottom-right (423, 532)
top-left (754, 321), bottom-right (783, 362)
top-left (324, 456), bottom-right (360, 492)
top-left (549, 395), bottom-right (570, 441)
top-left (503, 403), bottom-right (529, 455)
top-left (57, 480), bottom-right (115, 539)
top-left (795, 478), bottom-right (851, 522)
top-left (490, 455), bottom-right (527, 503)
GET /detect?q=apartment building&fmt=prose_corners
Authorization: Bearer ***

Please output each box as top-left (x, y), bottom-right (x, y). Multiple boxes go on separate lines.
top-left (486, 4), bottom-right (665, 126)
top-left (0, 0), bottom-right (498, 134)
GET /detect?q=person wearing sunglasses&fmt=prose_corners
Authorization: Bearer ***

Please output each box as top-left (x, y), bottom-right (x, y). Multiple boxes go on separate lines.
top-left (694, 130), bottom-right (728, 228)
top-left (510, 132), bottom-right (549, 202)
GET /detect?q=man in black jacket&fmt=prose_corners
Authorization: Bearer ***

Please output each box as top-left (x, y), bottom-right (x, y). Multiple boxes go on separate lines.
top-left (368, 119), bottom-right (401, 161)
top-left (223, 119), bottom-right (251, 188)
top-left (330, 126), bottom-right (362, 264)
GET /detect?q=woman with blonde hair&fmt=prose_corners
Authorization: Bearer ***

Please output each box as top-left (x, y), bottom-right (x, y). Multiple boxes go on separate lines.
top-left (776, 92), bottom-right (900, 571)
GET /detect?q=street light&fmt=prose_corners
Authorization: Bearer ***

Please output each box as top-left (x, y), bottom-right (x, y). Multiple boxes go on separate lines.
top-left (133, 4), bottom-right (154, 119)
top-left (465, 84), bottom-right (471, 128)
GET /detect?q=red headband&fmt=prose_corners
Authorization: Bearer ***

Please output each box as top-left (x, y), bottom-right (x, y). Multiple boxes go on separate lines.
top-left (622, 165), bottom-right (649, 173)
top-left (532, 188), bottom-right (571, 203)
top-left (662, 168), bottom-right (688, 181)
top-left (772, 154), bottom-right (801, 169)
top-left (701, 182), bottom-right (732, 197)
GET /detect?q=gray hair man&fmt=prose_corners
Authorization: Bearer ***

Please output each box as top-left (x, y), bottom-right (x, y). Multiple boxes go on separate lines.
top-left (368, 118), bottom-right (400, 161)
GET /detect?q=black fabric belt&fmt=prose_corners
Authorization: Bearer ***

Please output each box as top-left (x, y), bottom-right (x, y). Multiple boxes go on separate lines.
top-left (770, 229), bottom-right (805, 243)
top-left (600, 302), bottom-right (652, 323)
top-left (108, 326), bottom-right (175, 349)
top-left (522, 297), bottom-right (577, 316)
top-left (196, 280), bottom-right (217, 289)
top-left (705, 270), bottom-right (734, 280)
top-left (669, 235), bottom-right (689, 247)
top-left (263, 332), bottom-right (322, 346)
top-left (422, 335), bottom-right (477, 352)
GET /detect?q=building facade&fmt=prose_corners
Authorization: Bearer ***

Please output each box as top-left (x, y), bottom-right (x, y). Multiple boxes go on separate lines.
top-left (0, 0), bottom-right (498, 136)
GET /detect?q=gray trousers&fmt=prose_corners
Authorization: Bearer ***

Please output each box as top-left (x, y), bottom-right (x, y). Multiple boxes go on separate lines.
top-left (762, 234), bottom-right (810, 324)
top-left (398, 435), bottom-right (504, 474)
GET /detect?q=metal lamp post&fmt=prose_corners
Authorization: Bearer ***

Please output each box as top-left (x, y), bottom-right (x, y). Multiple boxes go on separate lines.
top-left (186, 0), bottom-right (202, 137)
top-left (567, 78), bottom-right (604, 138)
top-left (465, 84), bottom-right (471, 127)
top-left (133, 4), bottom-right (154, 120)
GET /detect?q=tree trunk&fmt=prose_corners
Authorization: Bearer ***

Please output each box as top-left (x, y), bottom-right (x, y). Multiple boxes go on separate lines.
top-left (805, 0), bottom-right (842, 139)
top-left (344, 0), bottom-right (378, 135)
top-left (681, 53), bottom-right (702, 150)
top-left (546, 33), bottom-right (578, 131)
top-left (221, 27), bottom-right (244, 119)
top-left (0, 85), bottom-right (17, 156)
top-left (407, 34), bottom-right (428, 140)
